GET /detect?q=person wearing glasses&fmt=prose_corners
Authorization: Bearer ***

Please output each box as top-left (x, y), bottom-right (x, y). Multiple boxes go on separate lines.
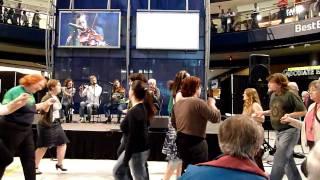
top-left (281, 79), bottom-right (320, 177)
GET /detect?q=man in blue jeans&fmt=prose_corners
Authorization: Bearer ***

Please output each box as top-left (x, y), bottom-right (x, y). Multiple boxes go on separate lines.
top-left (256, 73), bottom-right (306, 180)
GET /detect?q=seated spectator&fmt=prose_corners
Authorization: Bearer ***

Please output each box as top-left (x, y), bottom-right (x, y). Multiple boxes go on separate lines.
top-left (307, 141), bottom-right (320, 180)
top-left (180, 115), bottom-right (268, 180)
top-left (21, 11), bottom-right (29, 27)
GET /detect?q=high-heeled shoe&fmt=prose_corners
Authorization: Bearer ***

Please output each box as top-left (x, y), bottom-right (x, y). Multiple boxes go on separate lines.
top-left (55, 164), bottom-right (67, 171)
top-left (35, 168), bottom-right (42, 175)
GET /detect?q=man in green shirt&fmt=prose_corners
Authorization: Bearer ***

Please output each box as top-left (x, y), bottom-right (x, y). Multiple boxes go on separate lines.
top-left (256, 73), bottom-right (306, 180)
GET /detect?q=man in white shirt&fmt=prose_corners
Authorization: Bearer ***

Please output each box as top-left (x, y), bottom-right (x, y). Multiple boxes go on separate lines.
top-left (79, 75), bottom-right (102, 122)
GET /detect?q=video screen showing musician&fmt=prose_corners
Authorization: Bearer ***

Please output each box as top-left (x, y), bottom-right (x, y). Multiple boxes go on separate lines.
top-left (104, 79), bottom-right (127, 124)
top-left (65, 13), bottom-right (106, 47)
top-left (61, 79), bottom-right (76, 123)
top-left (59, 11), bottom-right (120, 48)
top-left (79, 75), bottom-right (102, 123)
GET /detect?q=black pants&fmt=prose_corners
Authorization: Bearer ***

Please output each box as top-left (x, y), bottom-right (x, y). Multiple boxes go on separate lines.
top-left (0, 120), bottom-right (35, 180)
top-left (176, 132), bottom-right (208, 173)
top-left (0, 139), bottom-right (13, 167)
top-left (279, 7), bottom-right (287, 24)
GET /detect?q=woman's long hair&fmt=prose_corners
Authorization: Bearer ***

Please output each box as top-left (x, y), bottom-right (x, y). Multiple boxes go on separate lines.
top-left (131, 80), bottom-right (157, 121)
top-left (243, 88), bottom-right (261, 115)
top-left (171, 70), bottom-right (189, 98)
top-left (112, 79), bottom-right (125, 93)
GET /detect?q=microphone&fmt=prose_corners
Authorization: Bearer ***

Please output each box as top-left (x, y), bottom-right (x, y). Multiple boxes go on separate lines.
top-left (108, 82), bottom-right (114, 85)
top-left (68, 23), bottom-right (85, 30)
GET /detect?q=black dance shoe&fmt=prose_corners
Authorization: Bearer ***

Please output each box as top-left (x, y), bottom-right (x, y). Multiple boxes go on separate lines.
top-left (56, 164), bottom-right (67, 171)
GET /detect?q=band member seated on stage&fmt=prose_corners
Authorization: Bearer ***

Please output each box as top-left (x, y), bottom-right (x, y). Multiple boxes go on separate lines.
top-left (148, 78), bottom-right (160, 100)
top-left (104, 79), bottom-right (126, 123)
top-left (61, 79), bottom-right (76, 123)
top-left (66, 13), bottom-right (106, 47)
top-left (148, 78), bottom-right (161, 112)
top-left (35, 79), bottom-right (70, 175)
top-left (79, 75), bottom-right (102, 122)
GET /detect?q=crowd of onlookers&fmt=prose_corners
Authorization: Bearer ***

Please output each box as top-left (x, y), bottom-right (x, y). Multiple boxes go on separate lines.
top-left (0, 1), bottom-right (41, 28)
top-left (213, 0), bottom-right (320, 33)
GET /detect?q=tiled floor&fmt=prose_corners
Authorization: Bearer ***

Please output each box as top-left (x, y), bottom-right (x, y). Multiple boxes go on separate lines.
top-left (2, 131), bottom-right (309, 180)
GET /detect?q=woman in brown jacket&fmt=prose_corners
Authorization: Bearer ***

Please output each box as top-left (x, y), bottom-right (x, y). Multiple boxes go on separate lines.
top-left (35, 79), bottom-right (69, 174)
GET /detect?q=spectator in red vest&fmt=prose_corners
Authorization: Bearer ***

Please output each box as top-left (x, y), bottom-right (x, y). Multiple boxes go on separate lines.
top-left (277, 0), bottom-right (288, 24)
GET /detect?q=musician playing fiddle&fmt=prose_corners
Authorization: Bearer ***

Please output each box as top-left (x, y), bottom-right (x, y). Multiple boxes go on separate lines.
top-left (104, 79), bottom-right (127, 123)
top-left (66, 14), bottom-right (106, 46)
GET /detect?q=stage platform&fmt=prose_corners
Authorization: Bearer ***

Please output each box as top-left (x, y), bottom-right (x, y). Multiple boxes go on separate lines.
top-left (32, 116), bottom-right (221, 161)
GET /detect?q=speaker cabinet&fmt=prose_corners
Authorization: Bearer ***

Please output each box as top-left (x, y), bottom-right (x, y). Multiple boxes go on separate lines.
top-left (248, 54), bottom-right (270, 117)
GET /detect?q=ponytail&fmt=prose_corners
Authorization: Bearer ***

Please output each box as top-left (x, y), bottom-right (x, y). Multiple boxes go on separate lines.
top-left (144, 91), bottom-right (157, 121)
top-left (131, 80), bottom-right (157, 121)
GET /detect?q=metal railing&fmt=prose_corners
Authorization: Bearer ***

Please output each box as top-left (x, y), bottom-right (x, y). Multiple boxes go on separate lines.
top-left (211, 0), bottom-right (320, 33)
top-left (0, 5), bottom-right (48, 29)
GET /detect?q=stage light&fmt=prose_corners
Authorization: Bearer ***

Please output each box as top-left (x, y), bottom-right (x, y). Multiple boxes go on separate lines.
top-left (296, 5), bottom-right (304, 14)
top-left (257, 14), bottom-right (262, 21)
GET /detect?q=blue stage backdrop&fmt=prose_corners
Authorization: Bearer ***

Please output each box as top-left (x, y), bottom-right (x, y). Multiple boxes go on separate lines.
top-left (54, 0), bottom-right (205, 115)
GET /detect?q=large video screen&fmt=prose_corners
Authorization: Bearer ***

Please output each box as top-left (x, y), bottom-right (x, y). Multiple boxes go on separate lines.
top-left (136, 11), bottom-right (199, 50)
top-left (58, 10), bottom-right (121, 48)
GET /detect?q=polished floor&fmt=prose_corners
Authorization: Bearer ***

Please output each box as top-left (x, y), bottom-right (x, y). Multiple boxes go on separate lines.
top-left (2, 131), bottom-right (308, 180)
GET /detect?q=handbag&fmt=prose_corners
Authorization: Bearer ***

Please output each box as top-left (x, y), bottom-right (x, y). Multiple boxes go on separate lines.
top-left (0, 138), bottom-right (13, 167)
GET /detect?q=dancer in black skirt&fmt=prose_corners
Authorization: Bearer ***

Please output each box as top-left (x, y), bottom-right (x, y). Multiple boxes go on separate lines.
top-left (35, 79), bottom-right (70, 174)
top-left (0, 74), bottom-right (55, 180)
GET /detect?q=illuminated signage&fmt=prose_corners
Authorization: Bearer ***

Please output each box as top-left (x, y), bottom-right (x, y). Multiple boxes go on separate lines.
top-left (295, 20), bottom-right (320, 33)
top-left (284, 66), bottom-right (320, 77)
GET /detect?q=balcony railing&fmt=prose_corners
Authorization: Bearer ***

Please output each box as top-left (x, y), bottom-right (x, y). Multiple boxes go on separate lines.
top-left (0, 5), bottom-right (48, 29)
top-left (211, 0), bottom-right (320, 33)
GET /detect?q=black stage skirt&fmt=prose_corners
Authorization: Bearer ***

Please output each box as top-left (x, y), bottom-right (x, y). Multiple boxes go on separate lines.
top-left (37, 121), bottom-right (70, 148)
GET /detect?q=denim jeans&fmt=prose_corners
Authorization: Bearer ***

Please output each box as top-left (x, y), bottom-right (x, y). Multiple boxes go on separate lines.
top-left (113, 150), bottom-right (150, 180)
top-left (104, 103), bottom-right (127, 121)
top-left (270, 128), bottom-right (301, 180)
top-left (79, 102), bottom-right (98, 120)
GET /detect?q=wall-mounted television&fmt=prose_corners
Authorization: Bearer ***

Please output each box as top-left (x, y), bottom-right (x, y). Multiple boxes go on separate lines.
top-left (136, 11), bottom-right (200, 50)
top-left (58, 10), bottom-right (121, 48)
